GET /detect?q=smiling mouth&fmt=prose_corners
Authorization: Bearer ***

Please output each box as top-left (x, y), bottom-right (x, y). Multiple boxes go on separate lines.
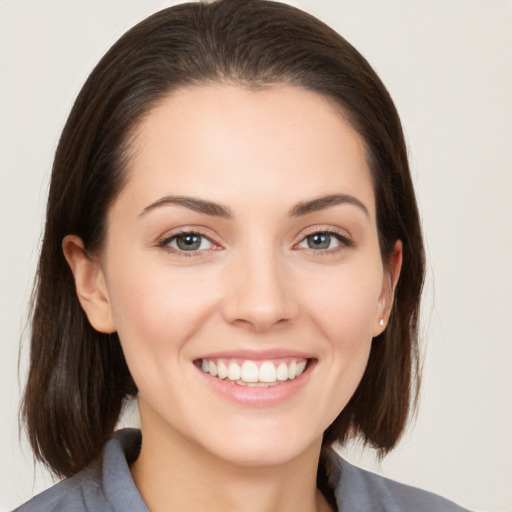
top-left (195, 358), bottom-right (311, 387)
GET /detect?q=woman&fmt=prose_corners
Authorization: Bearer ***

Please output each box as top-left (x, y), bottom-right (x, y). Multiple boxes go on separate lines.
top-left (16, 0), bottom-right (469, 510)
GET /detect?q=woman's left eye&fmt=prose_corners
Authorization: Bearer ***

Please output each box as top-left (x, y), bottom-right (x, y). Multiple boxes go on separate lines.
top-left (161, 232), bottom-right (215, 252)
top-left (296, 231), bottom-right (348, 251)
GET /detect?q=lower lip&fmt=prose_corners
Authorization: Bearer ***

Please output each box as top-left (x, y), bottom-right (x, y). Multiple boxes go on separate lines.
top-left (195, 360), bottom-right (316, 407)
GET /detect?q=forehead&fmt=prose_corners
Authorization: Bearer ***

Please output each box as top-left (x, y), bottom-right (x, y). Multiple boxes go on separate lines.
top-left (120, 84), bottom-right (375, 219)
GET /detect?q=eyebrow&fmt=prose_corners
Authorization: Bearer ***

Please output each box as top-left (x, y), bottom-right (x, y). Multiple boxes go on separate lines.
top-left (139, 193), bottom-right (368, 219)
top-left (289, 193), bottom-right (369, 218)
top-left (140, 196), bottom-right (233, 218)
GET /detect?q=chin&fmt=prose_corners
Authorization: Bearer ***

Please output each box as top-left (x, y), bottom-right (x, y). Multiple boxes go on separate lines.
top-left (196, 424), bottom-right (322, 469)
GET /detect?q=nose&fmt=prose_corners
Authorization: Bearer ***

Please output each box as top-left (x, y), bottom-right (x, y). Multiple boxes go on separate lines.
top-left (221, 245), bottom-right (299, 333)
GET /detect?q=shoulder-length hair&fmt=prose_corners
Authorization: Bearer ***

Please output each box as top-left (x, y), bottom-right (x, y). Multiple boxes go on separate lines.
top-left (23, 0), bottom-right (425, 479)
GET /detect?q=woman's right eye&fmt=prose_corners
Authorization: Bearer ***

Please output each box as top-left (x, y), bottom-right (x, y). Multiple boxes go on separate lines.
top-left (159, 232), bottom-right (216, 254)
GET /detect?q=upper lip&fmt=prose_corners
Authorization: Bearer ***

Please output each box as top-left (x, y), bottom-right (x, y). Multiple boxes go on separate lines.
top-left (194, 348), bottom-right (315, 361)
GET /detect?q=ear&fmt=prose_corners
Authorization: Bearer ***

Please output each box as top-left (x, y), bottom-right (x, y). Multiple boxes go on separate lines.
top-left (62, 235), bottom-right (117, 334)
top-left (374, 240), bottom-right (403, 336)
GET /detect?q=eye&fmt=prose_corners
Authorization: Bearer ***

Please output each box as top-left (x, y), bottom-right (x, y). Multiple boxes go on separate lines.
top-left (296, 231), bottom-right (349, 251)
top-left (160, 231), bottom-right (215, 253)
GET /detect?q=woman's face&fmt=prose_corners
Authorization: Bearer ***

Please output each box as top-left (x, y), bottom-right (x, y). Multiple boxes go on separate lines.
top-left (78, 85), bottom-right (400, 467)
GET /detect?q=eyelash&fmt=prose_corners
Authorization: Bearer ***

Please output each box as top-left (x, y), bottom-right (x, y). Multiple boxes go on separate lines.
top-left (157, 229), bottom-right (217, 258)
top-left (298, 229), bottom-right (353, 254)
top-left (157, 228), bottom-right (352, 258)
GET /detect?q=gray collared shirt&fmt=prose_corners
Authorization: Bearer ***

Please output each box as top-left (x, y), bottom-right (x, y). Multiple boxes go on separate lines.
top-left (14, 429), bottom-right (470, 511)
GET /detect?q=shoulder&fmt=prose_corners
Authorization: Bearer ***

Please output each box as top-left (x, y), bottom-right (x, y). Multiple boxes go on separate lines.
top-left (12, 464), bottom-right (105, 512)
top-left (13, 429), bottom-right (147, 512)
top-left (326, 449), bottom-right (472, 512)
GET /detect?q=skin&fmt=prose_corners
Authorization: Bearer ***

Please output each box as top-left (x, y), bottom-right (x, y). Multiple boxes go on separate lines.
top-left (64, 84), bottom-right (402, 512)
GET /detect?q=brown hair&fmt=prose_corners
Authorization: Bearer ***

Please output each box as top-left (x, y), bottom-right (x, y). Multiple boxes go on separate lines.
top-left (22, 0), bottom-right (424, 481)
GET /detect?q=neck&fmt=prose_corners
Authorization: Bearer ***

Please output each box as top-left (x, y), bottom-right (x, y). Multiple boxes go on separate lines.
top-left (130, 411), bottom-right (333, 512)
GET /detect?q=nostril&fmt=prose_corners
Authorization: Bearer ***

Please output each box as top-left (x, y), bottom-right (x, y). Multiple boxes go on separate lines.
top-left (220, 264), bottom-right (299, 331)
top-left (230, 316), bottom-right (292, 334)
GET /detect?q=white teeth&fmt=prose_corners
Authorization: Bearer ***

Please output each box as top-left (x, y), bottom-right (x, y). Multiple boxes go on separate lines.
top-left (276, 362), bottom-right (289, 381)
top-left (217, 360), bottom-right (228, 379)
top-left (288, 360), bottom-right (297, 379)
top-left (200, 358), bottom-right (309, 385)
top-left (259, 361), bottom-right (277, 383)
top-left (241, 361), bottom-right (259, 383)
top-left (228, 362), bottom-right (241, 381)
top-left (208, 360), bottom-right (218, 377)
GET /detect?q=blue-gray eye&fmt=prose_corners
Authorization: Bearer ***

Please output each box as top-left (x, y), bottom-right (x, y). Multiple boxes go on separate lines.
top-left (297, 232), bottom-right (344, 250)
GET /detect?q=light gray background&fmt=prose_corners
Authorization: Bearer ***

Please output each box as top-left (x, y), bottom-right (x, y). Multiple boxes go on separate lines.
top-left (1, 1), bottom-right (511, 510)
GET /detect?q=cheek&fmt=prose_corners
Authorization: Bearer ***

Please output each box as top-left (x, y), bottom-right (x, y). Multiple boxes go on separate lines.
top-left (302, 261), bottom-right (382, 407)
top-left (105, 260), bottom-right (220, 368)
top-left (303, 264), bottom-right (383, 347)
